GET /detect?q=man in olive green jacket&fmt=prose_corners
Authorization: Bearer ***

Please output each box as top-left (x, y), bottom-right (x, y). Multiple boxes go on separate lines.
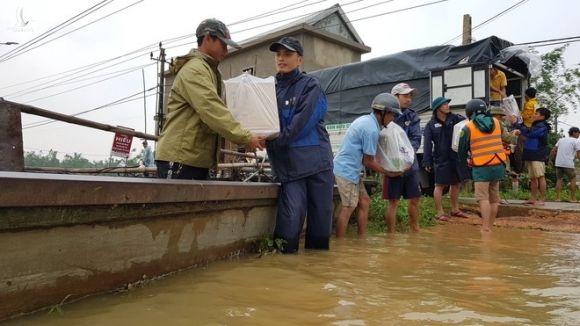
top-left (155, 18), bottom-right (263, 180)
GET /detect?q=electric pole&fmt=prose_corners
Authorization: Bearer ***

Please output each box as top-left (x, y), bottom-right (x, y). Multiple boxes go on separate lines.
top-left (151, 42), bottom-right (166, 137)
top-left (462, 14), bottom-right (472, 45)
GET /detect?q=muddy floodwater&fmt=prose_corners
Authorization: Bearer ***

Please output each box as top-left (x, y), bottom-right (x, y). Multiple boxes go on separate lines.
top-left (8, 224), bottom-right (580, 325)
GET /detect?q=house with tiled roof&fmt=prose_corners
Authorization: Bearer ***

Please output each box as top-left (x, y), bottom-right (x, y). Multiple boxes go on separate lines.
top-left (219, 3), bottom-right (371, 78)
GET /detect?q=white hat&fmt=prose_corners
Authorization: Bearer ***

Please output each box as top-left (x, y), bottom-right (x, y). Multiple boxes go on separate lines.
top-left (391, 83), bottom-right (415, 95)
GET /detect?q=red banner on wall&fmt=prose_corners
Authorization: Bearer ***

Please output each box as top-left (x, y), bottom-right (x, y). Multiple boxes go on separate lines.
top-left (110, 131), bottom-right (133, 158)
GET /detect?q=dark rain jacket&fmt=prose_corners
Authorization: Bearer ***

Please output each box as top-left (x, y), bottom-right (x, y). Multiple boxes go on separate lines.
top-left (394, 107), bottom-right (422, 174)
top-left (422, 112), bottom-right (465, 168)
top-left (266, 69), bottom-right (333, 183)
top-left (517, 120), bottom-right (551, 162)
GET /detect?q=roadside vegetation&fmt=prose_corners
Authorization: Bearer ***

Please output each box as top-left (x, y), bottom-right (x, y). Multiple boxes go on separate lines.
top-left (24, 149), bottom-right (141, 168)
top-left (343, 173), bottom-right (437, 235)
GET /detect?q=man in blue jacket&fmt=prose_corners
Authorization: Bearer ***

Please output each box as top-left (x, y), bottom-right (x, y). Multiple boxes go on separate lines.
top-left (422, 96), bottom-right (468, 221)
top-left (517, 107), bottom-right (552, 206)
top-left (266, 37), bottom-right (334, 253)
top-left (383, 83), bottom-right (422, 233)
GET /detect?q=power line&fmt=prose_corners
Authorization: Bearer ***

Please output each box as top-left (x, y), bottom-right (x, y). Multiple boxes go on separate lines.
top-left (156, 0), bottom-right (366, 53)
top-left (19, 0), bottom-right (445, 106)
top-left (2, 0), bottom-right (368, 99)
top-left (3, 1), bottom-right (330, 90)
top-left (344, 0), bottom-right (447, 24)
top-left (13, 0), bottom-right (440, 104)
top-left (0, 42), bottom-right (157, 93)
top-left (22, 63), bottom-right (156, 104)
top-left (515, 36), bottom-right (580, 46)
top-left (442, 0), bottom-right (529, 45)
top-left (231, 0), bottom-right (444, 38)
top-left (6, 0), bottom-right (444, 104)
top-left (0, 0), bottom-right (144, 63)
top-left (0, 1), bottom-right (341, 95)
top-left (35, 62), bottom-right (155, 90)
top-left (347, 0), bottom-right (393, 14)
top-left (529, 39), bottom-right (580, 48)
top-left (0, 0), bottom-right (115, 62)
top-left (162, 0), bottom-right (427, 53)
top-left (233, 0), bottom-right (331, 25)
top-left (23, 88), bottom-right (156, 129)
top-left (229, 0), bottom-right (313, 25)
top-left (10, 62), bottom-right (155, 101)
top-left (3, 51), bottom-right (151, 98)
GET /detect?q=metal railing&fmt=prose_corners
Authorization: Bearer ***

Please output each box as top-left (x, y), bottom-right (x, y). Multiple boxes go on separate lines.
top-left (0, 99), bottom-right (271, 181)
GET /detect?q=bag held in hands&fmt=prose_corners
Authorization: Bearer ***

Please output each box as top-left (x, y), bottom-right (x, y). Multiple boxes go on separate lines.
top-left (224, 73), bottom-right (279, 138)
top-left (502, 95), bottom-right (520, 118)
top-left (451, 120), bottom-right (468, 152)
top-left (376, 123), bottom-right (415, 172)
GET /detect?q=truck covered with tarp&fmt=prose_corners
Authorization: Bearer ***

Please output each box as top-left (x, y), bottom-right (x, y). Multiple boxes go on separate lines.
top-left (310, 35), bottom-right (539, 191)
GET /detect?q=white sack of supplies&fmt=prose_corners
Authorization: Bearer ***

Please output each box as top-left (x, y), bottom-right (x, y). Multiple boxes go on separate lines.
top-left (224, 72), bottom-right (279, 138)
top-left (502, 94), bottom-right (521, 118)
top-left (451, 119), bottom-right (468, 152)
top-left (376, 123), bottom-right (415, 172)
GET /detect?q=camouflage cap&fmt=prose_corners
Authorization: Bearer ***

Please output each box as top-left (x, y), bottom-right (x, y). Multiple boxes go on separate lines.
top-left (489, 106), bottom-right (506, 116)
top-left (196, 18), bottom-right (240, 49)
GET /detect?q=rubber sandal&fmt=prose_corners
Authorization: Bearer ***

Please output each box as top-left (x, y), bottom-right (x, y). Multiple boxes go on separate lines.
top-left (451, 211), bottom-right (469, 218)
top-left (436, 214), bottom-right (450, 221)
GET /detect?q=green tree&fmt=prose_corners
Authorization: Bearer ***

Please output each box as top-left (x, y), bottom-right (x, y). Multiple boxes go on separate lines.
top-left (531, 45), bottom-right (580, 133)
top-left (61, 152), bottom-right (91, 168)
top-left (24, 150), bottom-right (60, 167)
top-left (24, 150), bottom-right (141, 169)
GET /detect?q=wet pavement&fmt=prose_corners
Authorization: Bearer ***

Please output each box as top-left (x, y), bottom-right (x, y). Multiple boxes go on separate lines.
top-left (460, 197), bottom-right (580, 213)
top-left (456, 197), bottom-right (580, 233)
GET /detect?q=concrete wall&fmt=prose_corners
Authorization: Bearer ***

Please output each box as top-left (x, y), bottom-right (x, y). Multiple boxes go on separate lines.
top-left (0, 172), bottom-right (279, 321)
top-left (313, 12), bottom-right (357, 42)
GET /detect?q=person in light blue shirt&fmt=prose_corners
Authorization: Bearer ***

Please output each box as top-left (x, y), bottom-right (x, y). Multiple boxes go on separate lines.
top-left (333, 93), bottom-right (403, 237)
top-left (142, 140), bottom-right (155, 177)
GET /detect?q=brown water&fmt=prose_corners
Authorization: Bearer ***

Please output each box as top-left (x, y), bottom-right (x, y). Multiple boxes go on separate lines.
top-left (8, 224), bottom-right (580, 325)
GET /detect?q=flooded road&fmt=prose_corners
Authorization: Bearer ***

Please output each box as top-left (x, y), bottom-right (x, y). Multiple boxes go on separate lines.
top-left (8, 224), bottom-right (580, 325)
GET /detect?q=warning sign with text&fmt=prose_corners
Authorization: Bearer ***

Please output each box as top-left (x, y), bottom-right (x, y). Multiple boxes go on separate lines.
top-left (110, 131), bottom-right (133, 158)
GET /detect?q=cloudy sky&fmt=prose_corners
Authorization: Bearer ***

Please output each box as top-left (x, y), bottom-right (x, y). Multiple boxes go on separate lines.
top-left (1, 0), bottom-right (579, 161)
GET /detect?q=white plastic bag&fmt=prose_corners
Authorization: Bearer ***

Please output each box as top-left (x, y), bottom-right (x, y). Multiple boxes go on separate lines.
top-left (376, 123), bottom-right (415, 172)
top-left (502, 95), bottom-right (520, 118)
top-left (451, 120), bottom-right (468, 152)
top-left (224, 73), bottom-right (279, 138)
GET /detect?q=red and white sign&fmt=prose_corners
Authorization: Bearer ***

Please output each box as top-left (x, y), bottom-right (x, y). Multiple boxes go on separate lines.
top-left (110, 131), bottom-right (134, 158)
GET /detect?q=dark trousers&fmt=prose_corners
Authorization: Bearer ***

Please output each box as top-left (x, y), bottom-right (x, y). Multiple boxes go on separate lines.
top-left (273, 170), bottom-right (334, 254)
top-left (156, 160), bottom-right (209, 180)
